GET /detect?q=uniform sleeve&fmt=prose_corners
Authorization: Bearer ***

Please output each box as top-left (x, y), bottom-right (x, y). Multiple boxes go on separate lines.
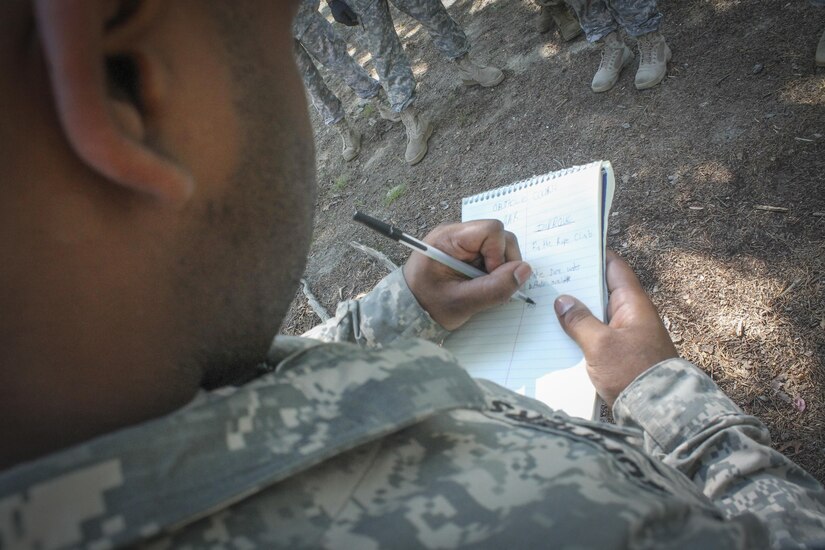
top-left (613, 358), bottom-right (825, 549)
top-left (301, 268), bottom-right (450, 347)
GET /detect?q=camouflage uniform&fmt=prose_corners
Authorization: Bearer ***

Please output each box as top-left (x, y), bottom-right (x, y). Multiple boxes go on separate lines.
top-left (566, 0), bottom-right (662, 42)
top-left (293, 0), bottom-right (381, 125)
top-left (345, 0), bottom-right (471, 112)
top-left (1, 268), bottom-right (824, 549)
top-left (535, 0), bottom-right (567, 9)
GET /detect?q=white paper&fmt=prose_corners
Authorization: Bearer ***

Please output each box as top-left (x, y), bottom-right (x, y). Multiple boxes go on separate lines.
top-left (444, 162), bottom-right (611, 418)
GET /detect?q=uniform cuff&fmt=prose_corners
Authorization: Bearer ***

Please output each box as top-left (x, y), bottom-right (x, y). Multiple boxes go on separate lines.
top-left (612, 358), bottom-right (745, 454)
top-left (351, 268), bottom-right (451, 345)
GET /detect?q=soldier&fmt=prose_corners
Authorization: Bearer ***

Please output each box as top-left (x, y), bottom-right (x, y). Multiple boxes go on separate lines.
top-left (1, 1), bottom-right (825, 549)
top-left (293, 0), bottom-right (398, 162)
top-left (535, 0), bottom-right (583, 41)
top-left (566, 0), bottom-right (671, 92)
top-left (334, 0), bottom-right (505, 165)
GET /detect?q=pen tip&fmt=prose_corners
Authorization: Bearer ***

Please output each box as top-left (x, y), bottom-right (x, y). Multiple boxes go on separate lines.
top-left (526, 298), bottom-right (536, 305)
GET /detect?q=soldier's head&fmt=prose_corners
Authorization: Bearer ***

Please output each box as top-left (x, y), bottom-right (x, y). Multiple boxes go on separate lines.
top-left (0, 0), bottom-right (315, 467)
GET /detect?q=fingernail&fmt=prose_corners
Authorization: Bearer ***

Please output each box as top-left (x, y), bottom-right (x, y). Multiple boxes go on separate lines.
top-left (554, 295), bottom-right (575, 316)
top-left (513, 263), bottom-right (532, 286)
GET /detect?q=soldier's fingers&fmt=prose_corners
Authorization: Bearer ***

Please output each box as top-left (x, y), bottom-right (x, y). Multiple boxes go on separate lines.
top-left (449, 261), bottom-right (532, 316)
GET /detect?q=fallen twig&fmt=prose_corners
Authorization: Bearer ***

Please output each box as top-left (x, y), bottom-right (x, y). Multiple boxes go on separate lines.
top-left (716, 72), bottom-right (731, 86)
top-left (753, 205), bottom-right (789, 213)
top-left (300, 278), bottom-right (330, 322)
top-left (774, 278), bottom-right (801, 301)
top-left (349, 241), bottom-right (398, 272)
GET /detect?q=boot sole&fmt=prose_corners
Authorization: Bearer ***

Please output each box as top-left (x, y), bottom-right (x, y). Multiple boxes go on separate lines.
top-left (635, 45), bottom-right (673, 90)
top-left (406, 123), bottom-right (434, 166)
top-left (461, 71), bottom-right (506, 88)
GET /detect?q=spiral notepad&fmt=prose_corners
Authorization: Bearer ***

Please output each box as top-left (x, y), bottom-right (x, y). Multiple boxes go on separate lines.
top-left (444, 161), bottom-right (615, 419)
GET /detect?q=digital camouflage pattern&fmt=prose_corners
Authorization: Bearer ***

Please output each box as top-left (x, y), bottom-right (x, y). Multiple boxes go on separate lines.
top-left (534, 0), bottom-right (568, 8)
top-left (1, 268), bottom-right (824, 549)
top-left (345, 0), bottom-right (470, 112)
top-left (566, 0), bottom-right (663, 41)
top-left (293, 0), bottom-right (381, 125)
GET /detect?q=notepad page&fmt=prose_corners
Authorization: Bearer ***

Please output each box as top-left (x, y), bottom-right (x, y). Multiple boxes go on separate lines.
top-left (444, 162), bottom-right (610, 418)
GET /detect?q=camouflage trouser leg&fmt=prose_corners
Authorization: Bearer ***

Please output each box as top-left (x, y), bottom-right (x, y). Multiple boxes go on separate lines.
top-left (388, 0), bottom-right (470, 60)
top-left (566, 0), bottom-right (662, 42)
top-left (294, 40), bottom-right (345, 125)
top-left (292, 0), bottom-right (323, 37)
top-left (347, 0), bottom-right (416, 112)
top-left (296, 9), bottom-right (382, 101)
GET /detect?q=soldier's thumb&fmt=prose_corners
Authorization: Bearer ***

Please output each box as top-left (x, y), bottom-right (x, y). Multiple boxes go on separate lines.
top-left (554, 295), bottom-right (608, 353)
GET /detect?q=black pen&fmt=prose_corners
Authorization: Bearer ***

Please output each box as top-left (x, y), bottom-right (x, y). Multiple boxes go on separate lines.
top-left (353, 211), bottom-right (535, 305)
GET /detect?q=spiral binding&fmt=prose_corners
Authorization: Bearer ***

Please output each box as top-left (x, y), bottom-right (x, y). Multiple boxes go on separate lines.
top-left (461, 161), bottom-right (600, 206)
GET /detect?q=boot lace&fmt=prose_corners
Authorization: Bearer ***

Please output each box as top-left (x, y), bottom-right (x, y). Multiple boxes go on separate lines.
top-left (638, 36), bottom-right (658, 65)
top-left (599, 44), bottom-right (623, 71)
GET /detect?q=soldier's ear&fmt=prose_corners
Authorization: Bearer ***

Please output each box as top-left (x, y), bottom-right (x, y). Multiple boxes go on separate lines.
top-left (34, 0), bottom-right (194, 206)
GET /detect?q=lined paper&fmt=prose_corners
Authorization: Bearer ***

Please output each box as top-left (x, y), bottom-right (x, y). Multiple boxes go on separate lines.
top-left (444, 162), bottom-right (612, 418)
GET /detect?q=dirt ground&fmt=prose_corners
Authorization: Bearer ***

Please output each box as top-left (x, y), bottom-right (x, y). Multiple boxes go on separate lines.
top-left (282, 0), bottom-right (825, 483)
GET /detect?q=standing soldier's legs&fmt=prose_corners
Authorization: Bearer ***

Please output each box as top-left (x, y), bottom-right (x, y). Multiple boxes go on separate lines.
top-left (566, 0), bottom-right (618, 42)
top-left (567, 0), bottom-right (631, 92)
top-left (294, 41), bottom-right (362, 161)
top-left (605, 0), bottom-right (662, 37)
top-left (390, 0), bottom-right (504, 87)
top-left (298, 10), bottom-right (382, 101)
top-left (388, 0), bottom-right (469, 59)
top-left (292, 0), bottom-right (323, 41)
top-left (604, 0), bottom-right (670, 90)
top-left (347, 0), bottom-right (417, 113)
top-left (347, 0), bottom-right (432, 165)
top-left (294, 40), bottom-right (346, 125)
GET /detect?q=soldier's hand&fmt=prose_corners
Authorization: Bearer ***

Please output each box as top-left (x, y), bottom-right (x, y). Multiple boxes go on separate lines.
top-left (403, 220), bottom-right (532, 331)
top-left (327, 0), bottom-right (359, 26)
top-left (554, 251), bottom-right (678, 407)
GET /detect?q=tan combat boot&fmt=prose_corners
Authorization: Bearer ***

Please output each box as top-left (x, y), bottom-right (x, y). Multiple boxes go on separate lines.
top-left (456, 55), bottom-right (505, 88)
top-left (591, 32), bottom-right (633, 93)
top-left (399, 106), bottom-right (433, 165)
top-left (548, 4), bottom-right (582, 42)
top-left (536, 6), bottom-right (554, 34)
top-left (635, 31), bottom-right (671, 90)
top-left (334, 118), bottom-right (361, 162)
top-left (817, 28), bottom-right (825, 67)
